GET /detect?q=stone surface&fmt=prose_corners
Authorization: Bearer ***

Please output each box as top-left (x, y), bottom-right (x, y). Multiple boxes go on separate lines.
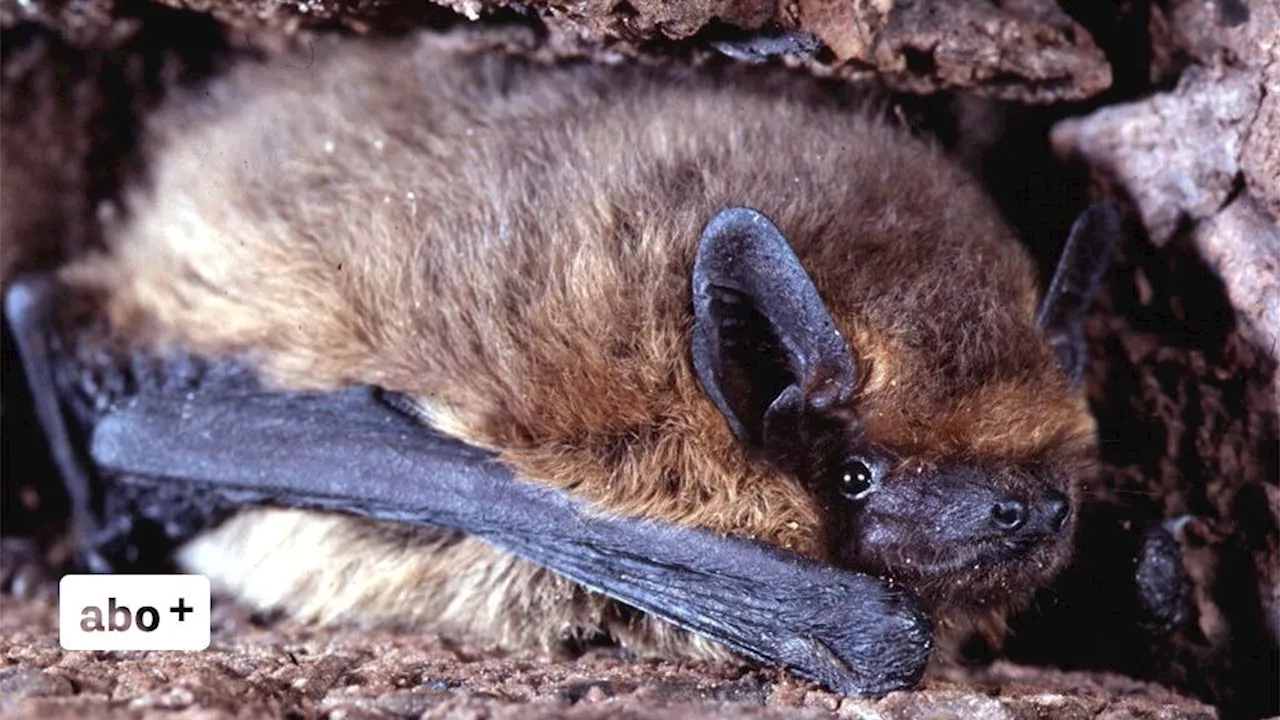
top-left (1161, 0), bottom-right (1279, 69)
top-left (1064, 0), bottom-right (1280, 224)
top-left (1050, 66), bottom-right (1263, 245)
top-left (0, 594), bottom-right (1218, 719)
top-left (868, 0), bottom-right (1111, 102)
top-left (1070, 221), bottom-right (1279, 719)
top-left (1151, 0), bottom-right (1280, 220)
top-left (1241, 60), bottom-right (1280, 220)
top-left (1192, 194), bottom-right (1280, 369)
top-left (0, 0), bottom-right (1111, 102)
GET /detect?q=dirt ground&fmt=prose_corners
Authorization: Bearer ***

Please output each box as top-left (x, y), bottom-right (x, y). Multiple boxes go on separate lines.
top-left (0, 591), bottom-right (1219, 720)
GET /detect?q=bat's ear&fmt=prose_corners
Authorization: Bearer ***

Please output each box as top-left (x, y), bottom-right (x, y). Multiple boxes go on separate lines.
top-left (691, 207), bottom-right (855, 450)
top-left (1036, 203), bottom-right (1120, 388)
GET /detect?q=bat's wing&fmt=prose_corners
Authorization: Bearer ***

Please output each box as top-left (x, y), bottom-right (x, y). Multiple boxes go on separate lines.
top-left (4, 274), bottom-right (931, 697)
top-left (5, 274), bottom-right (255, 572)
top-left (5, 274), bottom-right (106, 568)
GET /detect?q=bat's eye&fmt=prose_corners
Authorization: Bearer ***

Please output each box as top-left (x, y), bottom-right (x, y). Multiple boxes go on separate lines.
top-left (837, 459), bottom-right (877, 501)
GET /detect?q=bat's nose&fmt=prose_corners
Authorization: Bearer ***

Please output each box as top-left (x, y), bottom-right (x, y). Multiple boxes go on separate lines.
top-left (1043, 490), bottom-right (1071, 531)
top-left (991, 490), bottom-right (1071, 536)
top-left (990, 498), bottom-right (1027, 532)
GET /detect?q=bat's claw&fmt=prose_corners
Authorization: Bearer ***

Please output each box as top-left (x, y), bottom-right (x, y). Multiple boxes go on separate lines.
top-left (1133, 519), bottom-right (1188, 638)
top-left (709, 28), bottom-right (821, 63)
top-left (0, 537), bottom-right (53, 598)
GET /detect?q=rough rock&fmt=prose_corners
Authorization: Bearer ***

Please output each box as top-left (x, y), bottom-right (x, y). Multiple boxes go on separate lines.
top-left (0, 594), bottom-right (1219, 719)
top-left (1192, 194), bottom-right (1280, 370)
top-left (867, 0), bottom-right (1111, 102)
top-left (1242, 60), bottom-right (1280, 219)
top-left (0, 0), bottom-right (1112, 102)
top-left (1050, 66), bottom-right (1262, 246)
top-left (1154, 0), bottom-right (1280, 219)
top-left (1057, 0), bottom-right (1280, 225)
top-left (1160, 0), bottom-right (1279, 69)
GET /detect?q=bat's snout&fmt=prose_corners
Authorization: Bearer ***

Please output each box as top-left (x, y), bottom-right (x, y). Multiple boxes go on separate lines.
top-left (990, 489), bottom-right (1071, 537)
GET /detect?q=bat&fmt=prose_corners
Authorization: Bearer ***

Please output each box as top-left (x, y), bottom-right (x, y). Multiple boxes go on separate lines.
top-left (3, 29), bottom-right (1122, 695)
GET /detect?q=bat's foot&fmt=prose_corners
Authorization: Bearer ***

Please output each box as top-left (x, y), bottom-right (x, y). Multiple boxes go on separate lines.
top-left (5, 273), bottom-right (248, 574)
top-left (1001, 500), bottom-right (1192, 676)
top-left (708, 28), bottom-right (821, 63)
top-left (1131, 518), bottom-right (1189, 638)
top-left (0, 537), bottom-right (54, 598)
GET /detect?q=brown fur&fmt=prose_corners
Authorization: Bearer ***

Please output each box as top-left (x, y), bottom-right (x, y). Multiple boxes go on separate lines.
top-left (65, 30), bottom-right (1097, 659)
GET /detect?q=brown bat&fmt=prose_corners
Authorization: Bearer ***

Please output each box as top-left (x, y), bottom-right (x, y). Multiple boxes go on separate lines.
top-left (5, 29), bottom-right (1119, 695)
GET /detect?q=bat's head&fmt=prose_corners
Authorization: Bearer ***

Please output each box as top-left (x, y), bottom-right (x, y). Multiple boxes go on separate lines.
top-left (691, 205), bottom-right (1119, 615)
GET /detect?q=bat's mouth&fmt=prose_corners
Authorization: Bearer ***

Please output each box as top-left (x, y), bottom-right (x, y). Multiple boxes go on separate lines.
top-left (849, 526), bottom-right (1073, 613)
top-left (878, 532), bottom-right (1057, 574)
top-left (999, 532), bottom-right (1055, 556)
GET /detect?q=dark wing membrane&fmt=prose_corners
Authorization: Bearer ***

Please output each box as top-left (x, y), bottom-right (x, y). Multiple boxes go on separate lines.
top-left (5, 274), bottom-right (255, 571)
top-left (6, 273), bottom-right (930, 697)
top-left (5, 275), bottom-right (104, 564)
top-left (92, 387), bottom-right (931, 695)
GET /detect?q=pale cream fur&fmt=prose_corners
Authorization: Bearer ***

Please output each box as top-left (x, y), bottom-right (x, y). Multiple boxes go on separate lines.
top-left (180, 508), bottom-right (727, 658)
